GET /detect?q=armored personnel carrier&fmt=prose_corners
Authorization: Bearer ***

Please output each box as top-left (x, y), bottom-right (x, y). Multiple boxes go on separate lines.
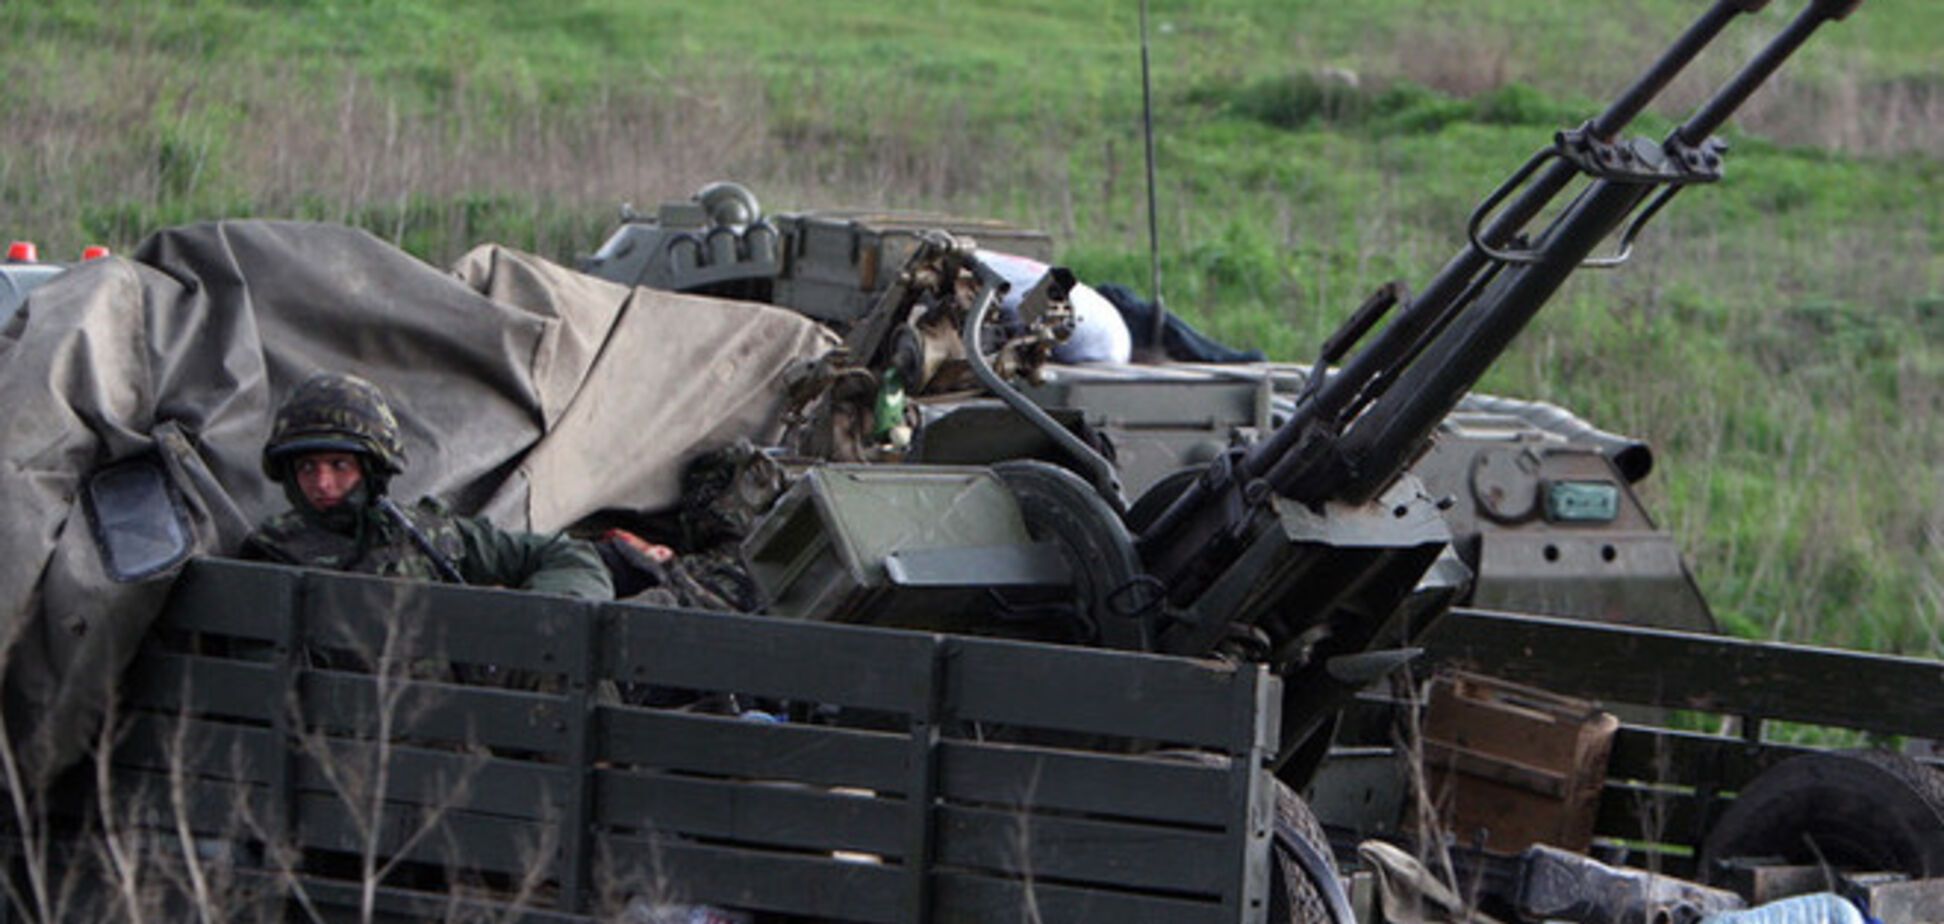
top-left (580, 186), bottom-right (1715, 636)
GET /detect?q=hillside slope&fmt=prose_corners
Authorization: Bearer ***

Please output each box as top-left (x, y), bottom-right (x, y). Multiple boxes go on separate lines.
top-left (3, 0), bottom-right (1938, 652)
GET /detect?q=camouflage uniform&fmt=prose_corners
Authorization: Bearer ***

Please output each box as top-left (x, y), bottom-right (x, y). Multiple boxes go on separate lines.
top-left (614, 441), bottom-right (781, 614)
top-left (245, 497), bottom-right (612, 598)
top-left (240, 372), bottom-right (613, 601)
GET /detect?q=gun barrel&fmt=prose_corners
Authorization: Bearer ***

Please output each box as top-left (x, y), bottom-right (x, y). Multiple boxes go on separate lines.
top-left (1237, 0), bottom-right (1764, 492)
top-left (1680, 0), bottom-right (1862, 144)
top-left (1136, 0), bottom-right (1766, 574)
top-left (1136, 0), bottom-right (1855, 609)
top-left (1592, 0), bottom-right (1769, 139)
top-left (1329, 0), bottom-right (1857, 503)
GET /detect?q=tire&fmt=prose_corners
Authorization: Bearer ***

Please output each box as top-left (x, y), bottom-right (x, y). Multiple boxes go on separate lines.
top-left (1699, 749), bottom-right (1944, 884)
top-left (1269, 776), bottom-right (1342, 924)
top-left (1157, 751), bottom-right (1345, 924)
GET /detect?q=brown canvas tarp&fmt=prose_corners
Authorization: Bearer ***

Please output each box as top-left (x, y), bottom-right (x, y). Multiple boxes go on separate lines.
top-left (0, 220), bottom-right (836, 781)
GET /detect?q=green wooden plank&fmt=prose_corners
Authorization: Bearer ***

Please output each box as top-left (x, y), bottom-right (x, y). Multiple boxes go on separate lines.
top-left (601, 602), bottom-right (936, 713)
top-left (932, 871), bottom-right (1228, 924)
top-left (1605, 725), bottom-right (1813, 790)
top-left (155, 558), bottom-right (296, 641)
top-left (113, 713), bottom-right (278, 781)
top-left (939, 740), bottom-right (1231, 827)
top-left (302, 572), bottom-right (585, 676)
top-left (117, 723), bottom-right (567, 842)
top-left (108, 769), bottom-right (269, 835)
top-left (598, 706), bottom-right (909, 792)
top-left (934, 805), bottom-right (1231, 896)
top-left (595, 769), bottom-right (905, 858)
top-left (118, 763), bottom-right (572, 896)
top-left (301, 670), bottom-right (572, 754)
top-left (125, 652), bottom-right (280, 720)
top-left (293, 792), bottom-right (554, 880)
top-left (945, 637), bottom-right (1260, 749)
top-left (1424, 609), bottom-right (1944, 740)
top-left (601, 834), bottom-right (905, 923)
top-left (250, 873), bottom-right (589, 924)
top-left (296, 740), bottom-right (569, 823)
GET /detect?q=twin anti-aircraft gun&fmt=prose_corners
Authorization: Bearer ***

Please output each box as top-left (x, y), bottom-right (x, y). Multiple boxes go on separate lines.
top-left (568, 3), bottom-right (1944, 900)
top-left (582, 0), bottom-right (1866, 791)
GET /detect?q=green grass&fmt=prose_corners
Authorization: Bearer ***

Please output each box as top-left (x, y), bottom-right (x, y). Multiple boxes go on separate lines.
top-left (3, 0), bottom-right (1939, 654)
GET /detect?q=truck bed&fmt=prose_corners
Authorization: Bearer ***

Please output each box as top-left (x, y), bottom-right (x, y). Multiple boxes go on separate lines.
top-left (27, 557), bottom-right (1285, 923)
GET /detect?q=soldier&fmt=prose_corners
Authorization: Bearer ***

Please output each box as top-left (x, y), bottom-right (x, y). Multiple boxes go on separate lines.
top-left (240, 372), bottom-right (614, 601)
top-left (595, 440), bottom-right (775, 613)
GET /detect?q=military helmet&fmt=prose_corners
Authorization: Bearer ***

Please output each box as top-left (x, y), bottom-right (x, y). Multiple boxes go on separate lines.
top-left (262, 372), bottom-right (408, 482)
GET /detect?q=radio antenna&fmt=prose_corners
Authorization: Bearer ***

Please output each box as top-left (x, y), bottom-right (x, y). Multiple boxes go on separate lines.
top-left (1138, 0), bottom-right (1169, 360)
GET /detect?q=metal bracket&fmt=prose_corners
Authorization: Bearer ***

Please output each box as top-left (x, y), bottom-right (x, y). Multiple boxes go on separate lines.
top-left (559, 600), bottom-right (601, 912)
top-left (1556, 127), bottom-right (1726, 185)
top-left (662, 219), bottom-right (783, 290)
top-left (1467, 126), bottom-right (1726, 270)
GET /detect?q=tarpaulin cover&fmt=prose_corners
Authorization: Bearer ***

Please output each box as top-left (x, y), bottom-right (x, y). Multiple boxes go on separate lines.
top-left (0, 220), bottom-right (836, 782)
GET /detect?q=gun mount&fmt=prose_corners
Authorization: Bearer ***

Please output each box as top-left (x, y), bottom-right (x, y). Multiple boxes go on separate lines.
top-left (584, 0), bottom-right (1864, 784)
top-left (1117, 0), bottom-right (1864, 771)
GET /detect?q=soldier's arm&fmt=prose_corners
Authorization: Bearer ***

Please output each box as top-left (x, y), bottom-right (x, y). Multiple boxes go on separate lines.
top-left (451, 517), bottom-right (615, 601)
top-left (237, 515), bottom-right (304, 564)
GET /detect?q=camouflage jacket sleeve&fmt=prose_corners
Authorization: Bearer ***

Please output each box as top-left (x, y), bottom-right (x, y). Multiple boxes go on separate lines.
top-left (450, 516), bottom-right (615, 601)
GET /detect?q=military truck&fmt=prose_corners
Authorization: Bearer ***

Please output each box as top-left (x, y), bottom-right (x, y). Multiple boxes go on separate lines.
top-left (579, 0), bottom-right (1944, 907)
top-left (1, 231), bottom-right (1337, 921)
top-left (1, 242), bottom-right (107, 320)
top-left (9, 0), bottom-right (1939, 921)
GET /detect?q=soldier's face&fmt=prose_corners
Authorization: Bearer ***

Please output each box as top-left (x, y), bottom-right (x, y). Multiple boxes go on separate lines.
top-left (293, 452), bottom-right (365, 510)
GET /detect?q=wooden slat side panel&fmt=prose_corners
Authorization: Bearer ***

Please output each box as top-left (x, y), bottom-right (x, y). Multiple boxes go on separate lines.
top-left (598, 707), bottom-right (909, 792)
top-left (292, 792), bottom-right (555, 880)
top-left (600, 835), bottom-right (905, 924)
top-left (266, 875), bottom-right (587, 924)
top-left (125, 653), bottom-right (280, 721)
top-left (103, 769), bottom-right (270, 835)
top-left (131, 561), bottom-right (1288, 924)
top-left (939, 740), bottom-right (1231, 827)
top-left (126, 663), bottom-right (577, 755)
top-left (113, 714), bottom-right (278, 781)
top-left (300, 671), bottom-right (572, 754)
top-left (155, 559), bottom-right (296, 641)
top-left (932, 872), bottom-right (1228, 924)
top-left (108, 770), bottom-right (576, 907)
top-left (303, 573), bottom-right (586, 675)
top-left (933, 805), bottom-right (1230, 896)
top-left (1426, 609), bottom-right (1944, 740)
top-left (945, 639), bottom-right (1255, 748)
top-left (292, 741), bottom-right (570, 823)
top-left (601, 603), bottom-right (935, 713)
top-left (596, 770), bottom-right (905, 857)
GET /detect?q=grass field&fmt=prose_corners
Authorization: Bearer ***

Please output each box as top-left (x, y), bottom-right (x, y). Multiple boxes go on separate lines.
top-left (4, 0), bottom-right (1939, 653)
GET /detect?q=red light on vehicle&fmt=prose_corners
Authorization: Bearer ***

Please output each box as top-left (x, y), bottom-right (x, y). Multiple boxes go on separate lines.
top-left (82, 246), bottom-right (111, 261)
top-left (6, 241), bottom-right (37, 262)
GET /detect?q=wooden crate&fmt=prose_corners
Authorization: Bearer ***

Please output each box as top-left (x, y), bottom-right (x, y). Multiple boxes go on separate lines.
top-left (1418, 669), bottom-right (1618, 853)
top-left (1420, 608), bottom-right (1944, 875)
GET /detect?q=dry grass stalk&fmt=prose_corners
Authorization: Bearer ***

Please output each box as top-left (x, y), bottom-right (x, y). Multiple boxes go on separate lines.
top-left (0, 618), bottom-right (61, 923)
